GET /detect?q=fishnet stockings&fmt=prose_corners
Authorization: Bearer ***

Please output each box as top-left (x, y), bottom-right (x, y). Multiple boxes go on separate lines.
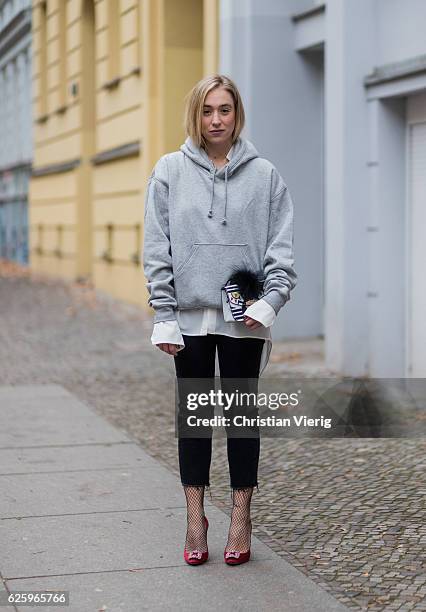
top-left (183, 485), bottom-right (208, 553)
top-left (225, 487), bottom-right (253, 553)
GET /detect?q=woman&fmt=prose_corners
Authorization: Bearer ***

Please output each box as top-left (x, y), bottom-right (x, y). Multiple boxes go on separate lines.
top-left (143, 74), bottom-right (297, 566)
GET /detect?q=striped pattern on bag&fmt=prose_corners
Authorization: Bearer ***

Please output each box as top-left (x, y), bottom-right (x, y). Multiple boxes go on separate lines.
top-left (223, 282), bottom-right (246, 321)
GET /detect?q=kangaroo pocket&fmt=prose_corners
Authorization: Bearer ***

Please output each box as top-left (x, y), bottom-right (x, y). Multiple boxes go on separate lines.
top-left (174, 242), bottom-right (250, 309)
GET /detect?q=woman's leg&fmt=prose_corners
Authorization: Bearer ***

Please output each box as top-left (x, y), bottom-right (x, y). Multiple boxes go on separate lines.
top-left (216, 335), bottom-right (264, 553)
top-left (174, 334), bottom-right (217, 486)
top-left (174, 334), bottom-right (217, 555)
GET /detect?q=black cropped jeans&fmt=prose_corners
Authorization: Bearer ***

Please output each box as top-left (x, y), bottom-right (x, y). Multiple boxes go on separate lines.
top-left (173, 333), bottom-right (265, 489)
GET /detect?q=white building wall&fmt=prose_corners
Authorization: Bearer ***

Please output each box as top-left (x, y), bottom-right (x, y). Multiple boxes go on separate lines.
top-left (364, 3), bottom-right (426, 377)
top-left (324, 0), bottom-right (376, 375)
top-left (221, 0), bottom-right (426, 376)
top-left (0, 0), bottom-right (32, 263)
top-left (406, 93), bottom-right (426, 377)
top-left (0, 0), bottom-right (32, 166)
top-left (220, 0), bottom-right (325, 342)
top-left (375, 0), bottom-right (426, 65)
top-left (366, 97), bottom-right (407, 377)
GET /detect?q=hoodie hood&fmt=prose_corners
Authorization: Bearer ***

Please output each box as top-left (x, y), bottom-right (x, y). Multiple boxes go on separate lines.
top-left (180, 136), bottom-right (259, 225)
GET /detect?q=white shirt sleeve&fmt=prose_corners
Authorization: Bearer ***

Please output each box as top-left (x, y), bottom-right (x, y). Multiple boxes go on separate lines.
top-left (244, 298), bottom-right (277, 328)
top-left (151, 320), bottom-right (185, 351)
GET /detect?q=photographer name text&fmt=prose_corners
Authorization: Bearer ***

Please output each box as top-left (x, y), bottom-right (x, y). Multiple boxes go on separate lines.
top-left (186, 415), bottom-right (332, 429)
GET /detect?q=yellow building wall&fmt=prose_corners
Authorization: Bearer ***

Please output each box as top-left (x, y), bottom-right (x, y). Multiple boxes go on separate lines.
top-left (91, 0), bottom-right (143, 304)
top-left (30, 0), bottom-right (218, 311)
top-left (31, 0), bottom-right (90, 280)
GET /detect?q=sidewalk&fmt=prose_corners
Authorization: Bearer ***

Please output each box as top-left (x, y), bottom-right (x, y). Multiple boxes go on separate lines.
top-left (0, 384), bottom-right (349, 612)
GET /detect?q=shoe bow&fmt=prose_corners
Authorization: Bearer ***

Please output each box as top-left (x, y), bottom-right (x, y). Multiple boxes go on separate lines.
top-left (225, 551), bottom-right (241, 559)
top-left (188, 550), bottom-right (203, 560)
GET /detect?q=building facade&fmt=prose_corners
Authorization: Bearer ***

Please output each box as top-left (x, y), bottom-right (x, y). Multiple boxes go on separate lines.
top-left (29, 0), bottom-right (218, 304)
top-left (0, 0), bottom-right (32, 264)
top-left (23, 0), bottom-right (426, 377)
top-left (220, 0), bottom-right (426, 377)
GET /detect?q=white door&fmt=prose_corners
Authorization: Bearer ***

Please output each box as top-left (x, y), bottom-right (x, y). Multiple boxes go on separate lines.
top-left (408, 111), bottom-right (426, 376)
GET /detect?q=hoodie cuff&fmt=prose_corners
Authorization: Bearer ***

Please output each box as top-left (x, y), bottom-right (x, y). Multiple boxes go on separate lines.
top-left (261, 291), bottom-right (289, 315)
top-left (153, 306), bottom-right (177, 324)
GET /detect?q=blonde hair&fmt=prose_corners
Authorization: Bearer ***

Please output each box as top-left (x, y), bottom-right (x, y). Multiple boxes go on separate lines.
top-left (183, 74), bottom-right (245, 149)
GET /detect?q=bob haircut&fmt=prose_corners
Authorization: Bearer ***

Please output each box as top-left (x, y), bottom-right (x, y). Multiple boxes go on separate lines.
top-left (183, 74), bottom-right (245, 150)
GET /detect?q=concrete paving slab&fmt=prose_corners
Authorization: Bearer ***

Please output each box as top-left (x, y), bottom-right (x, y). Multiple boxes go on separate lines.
top-left (0, 385), bottom-right (73, 400)
top-left (8, 560), bottom-right (348, 612)
top-left (0, 507), bottom-right (275, 579)
top-left (0, 442), bottom-right (159, 474)
top-left (0, 582), bottom-right (15, 611)
top-left (0, 395), bottom-right (129, 448)
top-left (0, 384), bottom-right (349, 611)
top-left (0, 465), bottom-right (186, 518)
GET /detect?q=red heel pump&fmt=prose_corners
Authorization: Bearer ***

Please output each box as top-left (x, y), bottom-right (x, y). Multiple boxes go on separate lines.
top-left (184, 516), bottom-right (209, 565)
top-left (224, 520), bottom-right (252, 566)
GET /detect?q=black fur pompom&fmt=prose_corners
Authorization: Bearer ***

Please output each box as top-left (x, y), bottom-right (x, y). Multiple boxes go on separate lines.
top-left (228, 268), bottom-right (264, 301)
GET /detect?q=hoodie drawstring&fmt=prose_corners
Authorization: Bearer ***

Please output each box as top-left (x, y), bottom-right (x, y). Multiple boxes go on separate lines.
top-left (180, 136), bottom-right (259, 226)
top-left (222, 166), bottom-right (228, 225)
top-left (207, 164), bottom-right (228, 225)
top-left (207, 167), bottom-right (217, 219)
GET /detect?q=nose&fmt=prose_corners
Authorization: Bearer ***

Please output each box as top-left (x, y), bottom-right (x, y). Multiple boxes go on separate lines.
top-left (211, 111), bottom-right (221, 126)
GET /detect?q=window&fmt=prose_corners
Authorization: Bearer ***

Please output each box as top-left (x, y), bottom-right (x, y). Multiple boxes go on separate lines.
top-left (37, 0), bottom-right (48, 118)
top-left (107, 0), bottom-right (120, 81)
top-left (57, 0), bottom-right (67, 109)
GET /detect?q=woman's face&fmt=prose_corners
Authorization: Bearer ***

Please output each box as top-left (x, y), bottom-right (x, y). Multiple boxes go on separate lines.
top-left (201, 86), bottom-right (236, 149)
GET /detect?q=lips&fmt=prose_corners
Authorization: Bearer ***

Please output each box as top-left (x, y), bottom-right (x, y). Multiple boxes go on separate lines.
top-left (210, 130), bottom-right (224, 134)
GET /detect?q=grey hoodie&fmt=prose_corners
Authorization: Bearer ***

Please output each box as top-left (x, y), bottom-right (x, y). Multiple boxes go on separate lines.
top-left (143, 136), bottom-right (297, 324)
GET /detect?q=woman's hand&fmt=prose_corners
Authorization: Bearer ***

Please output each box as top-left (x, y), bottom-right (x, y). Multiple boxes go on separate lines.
top-left (244, 316), bottom-right (263, 330)
top-left (157, 343), bottom-right (180, 356)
